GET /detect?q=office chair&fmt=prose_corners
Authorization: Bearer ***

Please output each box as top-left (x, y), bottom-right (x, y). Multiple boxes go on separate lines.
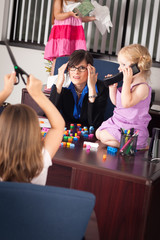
top-left (53, 56), bottom-right (119, 79)
top-left (0, 181), bottom-right (95, 240)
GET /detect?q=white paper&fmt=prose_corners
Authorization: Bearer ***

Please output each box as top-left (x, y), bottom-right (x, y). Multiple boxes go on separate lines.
top-left (39, 117), bottom-right (51, 128)
top-left (90, 0), bottom-right (113, 35)
top-left (47, 73), bottom-right (71, 89)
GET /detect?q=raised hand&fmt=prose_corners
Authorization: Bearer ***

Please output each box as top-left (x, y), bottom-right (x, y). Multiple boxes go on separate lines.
top-left (4, 72), bottom-right (17, 95)
top-left (87, 64), bottom-right (97, 89)
top-left (56, 62), bottom-right (69, 93)
top-left (26, 75), bottom-right (43, 98)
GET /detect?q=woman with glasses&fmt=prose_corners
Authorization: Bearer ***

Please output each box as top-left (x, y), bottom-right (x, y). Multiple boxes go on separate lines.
top-left (49, 49), bottom-right (108, 128)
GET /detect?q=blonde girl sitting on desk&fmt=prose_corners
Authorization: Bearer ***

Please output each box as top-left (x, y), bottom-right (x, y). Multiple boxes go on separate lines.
top-left (96, 44), bottom-right (152, 150)
top-left (0, 72), bottom-right (65, 185)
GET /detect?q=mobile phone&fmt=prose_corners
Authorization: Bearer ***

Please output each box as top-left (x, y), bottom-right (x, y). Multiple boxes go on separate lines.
top-left (103, 64), bottom-right (140, 87)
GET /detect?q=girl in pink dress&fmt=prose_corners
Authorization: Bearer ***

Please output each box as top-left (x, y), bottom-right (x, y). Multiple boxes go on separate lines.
top-left (44, 0), bottom-right (96, 75)
top-left (96, 44), bottom-right (152, 149)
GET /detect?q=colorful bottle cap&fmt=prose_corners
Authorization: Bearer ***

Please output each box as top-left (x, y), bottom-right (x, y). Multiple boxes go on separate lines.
top-left (73, 137), bottom-right (78, 142)
top-left (62, 142), bottom-right (67, 147)
top-left (70, 143), bottom-right (75, 149)
top-left (70, 124), bottom-right (74, 129)
top-left (77, 131), bottom-right (81, 136)
top-left (68, 137), bottom-right (73, 143)
top-left (89, 126), bottom-right (94, 133)
top-left (63, 136), bottom-right (68, 142)
top-left (88, 134), bottom-right (94, 139)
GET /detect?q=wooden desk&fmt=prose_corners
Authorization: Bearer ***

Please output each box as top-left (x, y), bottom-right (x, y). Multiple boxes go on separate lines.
top-left (21, 88), bottom-right (160, 239)
top-left (46, 140), bottom-right (160, 240)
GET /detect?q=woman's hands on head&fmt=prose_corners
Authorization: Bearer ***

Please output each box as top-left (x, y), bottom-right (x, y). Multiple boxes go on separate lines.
top-left (87, 64), bottom-right (98, 103)
top-left (56, 62), bottom-right (69, 93)
top-left (87, 64), bottom-right (98, 89)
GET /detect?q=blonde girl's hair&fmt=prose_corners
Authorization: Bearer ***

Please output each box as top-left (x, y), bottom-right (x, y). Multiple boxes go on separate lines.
top-left (118, 44), bottom-right (152, 77)
top-left (0, 104), bottom-right (44, 182)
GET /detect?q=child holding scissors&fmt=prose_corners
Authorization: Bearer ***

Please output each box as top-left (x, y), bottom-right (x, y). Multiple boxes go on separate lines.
top-left (0, 73), bottom-right (65, 185)
top-left (96, 44), bottom-right (152, 149)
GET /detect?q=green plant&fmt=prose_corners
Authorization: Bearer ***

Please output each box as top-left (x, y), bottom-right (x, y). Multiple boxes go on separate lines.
top-left (44, 60), bottom-right (52, 73)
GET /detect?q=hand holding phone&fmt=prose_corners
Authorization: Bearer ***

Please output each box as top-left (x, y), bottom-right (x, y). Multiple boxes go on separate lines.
top-left (103, 64), bottom-right (140, 87)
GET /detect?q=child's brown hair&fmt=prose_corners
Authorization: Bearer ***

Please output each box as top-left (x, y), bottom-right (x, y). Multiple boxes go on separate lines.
top-left (0, 104), bottom-right (43, 182)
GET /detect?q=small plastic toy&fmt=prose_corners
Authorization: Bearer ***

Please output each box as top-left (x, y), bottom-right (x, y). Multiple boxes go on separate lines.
top-left (42, 123), bottom-right (96, 150)
top-left (83, 141), bottom-right (99, 151)
top-left (88, 134), bottom-right (94, 139)
top-left (107, 146), bottom-right (117, 155)
top-left (103, 154), bottom-right (107, 161)
top-left (89, 126), bottom-right (94, 134)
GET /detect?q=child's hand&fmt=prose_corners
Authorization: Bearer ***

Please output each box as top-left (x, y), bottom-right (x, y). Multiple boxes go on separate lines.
top-left (109, 83), bottom-right (118, 88)
top-left (87, 64), bottom-right (98, 89)
top-left (104, 74), bottom-right (118, 88)
top-left (123, 67), bottom-right (133, 85)
top-left (27, 75), bottom-right (42, 97)
top-left (105, 74), bottom-right (112, 78)
top-left (70, 11), bottom-right (80, 19)
top-left (4, 72), bottom-right (17, 94)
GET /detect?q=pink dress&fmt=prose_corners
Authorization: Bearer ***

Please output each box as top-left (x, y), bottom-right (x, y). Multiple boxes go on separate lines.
top-left (44, 1), bottom-right (87, 61)
top-left (98, 83), bottom-right (152, 149)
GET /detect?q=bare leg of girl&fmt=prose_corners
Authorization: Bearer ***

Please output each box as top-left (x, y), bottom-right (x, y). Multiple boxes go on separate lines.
top-left (96, 129), bottom-right (120, 148)
top-left (50, 58), bottom-right (56, 76)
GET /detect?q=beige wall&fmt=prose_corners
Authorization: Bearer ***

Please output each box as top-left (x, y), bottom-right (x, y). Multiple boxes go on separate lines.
top-left (0, 45), bottom-right (48, 104)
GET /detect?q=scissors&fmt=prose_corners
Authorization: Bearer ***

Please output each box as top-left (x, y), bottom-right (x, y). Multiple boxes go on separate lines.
top-left (5, 40), bottom-right (29, 85)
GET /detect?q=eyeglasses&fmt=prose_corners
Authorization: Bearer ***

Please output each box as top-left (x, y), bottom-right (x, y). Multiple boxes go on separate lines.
top-left (69, 66), bottom-right (87, 72)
